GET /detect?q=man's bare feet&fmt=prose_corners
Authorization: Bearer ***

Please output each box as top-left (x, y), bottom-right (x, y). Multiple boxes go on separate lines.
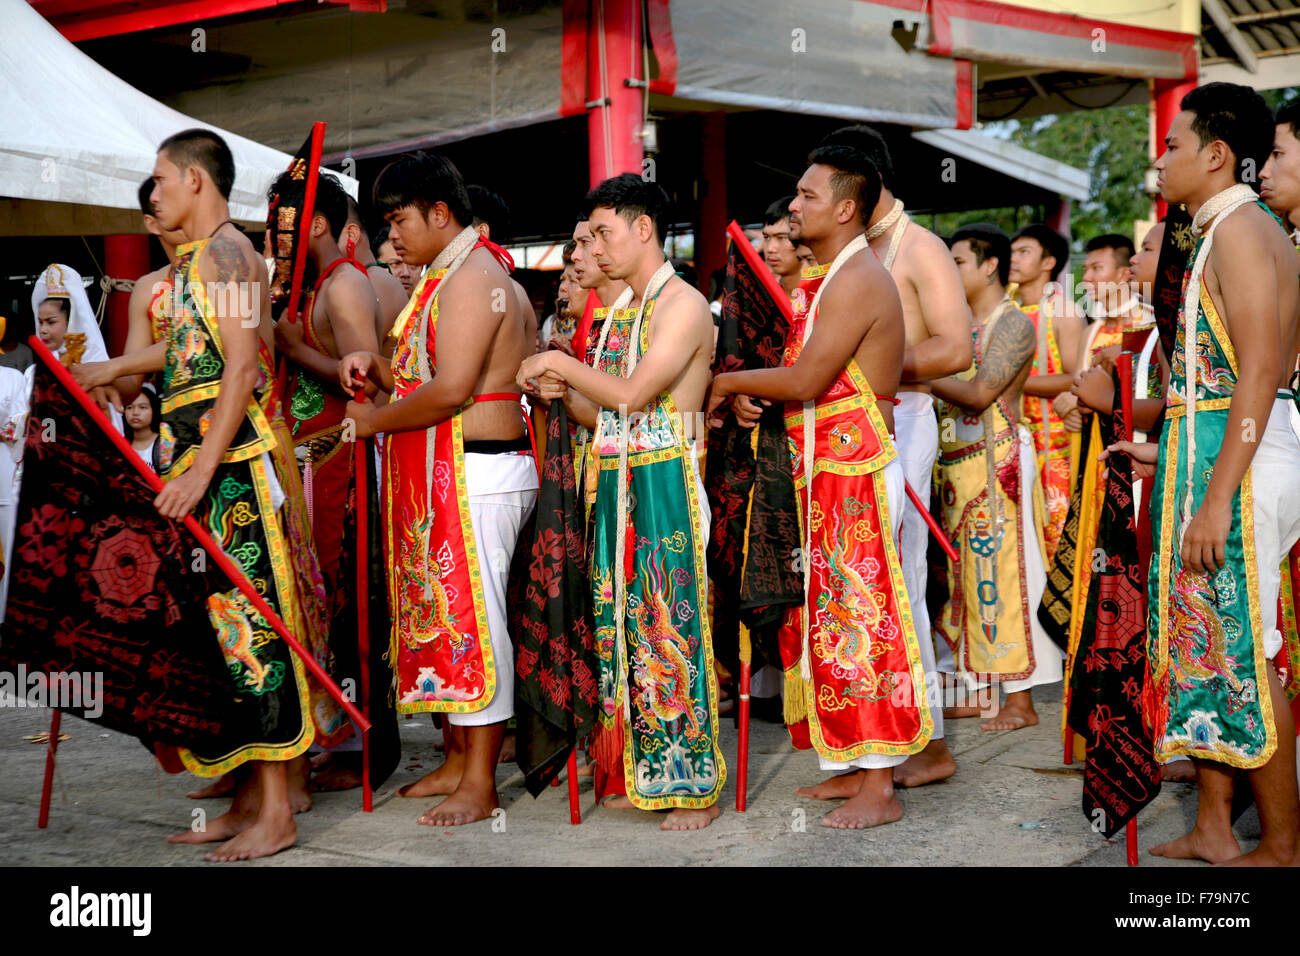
top-left (1149, 826), bottom-right (1242, 863)
top-left (1161, 760), bottom-right (1196, 783)
top-left (1221, 842), bottom-right (1300, 867)
top-left (311, 764), bottom-right (363, 792)
top-left (186, 772), bottom-right (237, 799)
top-left (167, 808), bottom-right (255, 845)
top-left (893, 740), bottom-right (956, 788)
top-left (398, 760), bottom-right (463, 798)
top-left (498, 734), bottom-right (517, 764)
top-left (662, 805), bottom-right (720, 830)
top-left (980, 692), bottom-right (1038, 731)
top-left (796, 771), bottom-right (865, 800)
top-left (416, 781), bottom-right (498, 827)
top-left (821, 786), bottom-right (903, 829)
top-left (600, 794), bottom-right (637, 809)
top-left (205, 814), bottom-right (297, 862)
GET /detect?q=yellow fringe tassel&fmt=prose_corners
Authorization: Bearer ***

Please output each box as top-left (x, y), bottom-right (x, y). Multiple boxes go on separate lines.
top-left (783, 669), bottom-right (807, 726)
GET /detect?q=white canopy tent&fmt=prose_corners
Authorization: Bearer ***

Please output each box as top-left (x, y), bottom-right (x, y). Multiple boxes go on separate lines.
top-left (0, 0), bottom-right (356, 237)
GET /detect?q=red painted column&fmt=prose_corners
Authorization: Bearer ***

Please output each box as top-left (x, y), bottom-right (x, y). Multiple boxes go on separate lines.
top-left (1152, 77), bottom-right (1198, 219)
top-left (103, 234), bottom-right (149, 358)
top-left (586, 0), bottom-right (644, 188)
top-left (695, 112), bottom-right (727, 296)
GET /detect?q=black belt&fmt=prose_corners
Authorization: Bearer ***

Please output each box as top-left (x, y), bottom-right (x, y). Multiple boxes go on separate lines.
top-left (463, 435), bottom-right (532, 455)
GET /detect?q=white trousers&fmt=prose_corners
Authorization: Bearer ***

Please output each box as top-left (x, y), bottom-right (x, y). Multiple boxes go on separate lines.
top-left (894, 391), bottom-right (944, 739)
top-left (1250, 398), bottom-right (1300, 660)
top-left (819, 457), bottom-right (909, 772)
top-left (448, 453), bottom-right (538, 727)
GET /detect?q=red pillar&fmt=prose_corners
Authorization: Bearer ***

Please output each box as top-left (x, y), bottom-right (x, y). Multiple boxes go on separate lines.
top-left (586, 0), bottom-right (644, 187)
top-left (1152, 77), bottom-right (1198, 220)
top-left (695, 112), bottom-right (727, 296)
top-left (103, 234), bottom-right (149, 358)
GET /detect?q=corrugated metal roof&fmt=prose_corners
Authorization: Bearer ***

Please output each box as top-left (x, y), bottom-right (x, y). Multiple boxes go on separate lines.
top-left (1201, 0), bottom-right (1300, 65)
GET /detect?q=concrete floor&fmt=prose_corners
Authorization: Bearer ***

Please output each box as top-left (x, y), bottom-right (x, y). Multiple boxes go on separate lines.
top-left (0, 683), bottom-right (1253, 866)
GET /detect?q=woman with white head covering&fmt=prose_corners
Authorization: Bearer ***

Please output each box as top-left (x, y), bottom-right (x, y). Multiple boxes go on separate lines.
top-left (31, 263), bottom-right (110, 365)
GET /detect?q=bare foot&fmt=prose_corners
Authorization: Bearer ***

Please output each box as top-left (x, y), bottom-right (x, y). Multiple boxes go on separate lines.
top-left (662, 805), bottom-right (720, 830)
top-left (309, 752), bottom-right (332, 770)
top-left (398, 760), bottom-right (463, 798)
top-left (796, 771), bottom-right (864, 800)
top-left (821, 787), bottom-right (904, 829)
top-left (576, 760), bottom-right (594, 778)
top-left (1161, 761), bottom-right (1196, 783)
top-left (600, 794), bottom-right (637, 809)
top-left (311, 764), bottom-right (363, 792)
top-left (943, 704), bottom-right (985, 719)
top-left (893, 740), bottom-right (956, 788)
top-left (498, 734), bottom-right (517, 764)
top-left (186, 772), bottom-right (237, 799)
top-left (980, 693), bottom-right (1038, 731)
top-left (167, 808), bottom-right (254, 845)
top-left (205, 814), bottom-right (297, 862)
top-left (1149, 826), bottom-right (1241, 863)
top-left (1220, 843), bottom-right (1300, 867)
top-left (416, 781), bottom-right (498, 827)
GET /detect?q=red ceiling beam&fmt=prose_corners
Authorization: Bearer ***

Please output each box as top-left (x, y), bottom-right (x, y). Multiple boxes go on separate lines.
top-left (31, 0), bottom-right (385, 42)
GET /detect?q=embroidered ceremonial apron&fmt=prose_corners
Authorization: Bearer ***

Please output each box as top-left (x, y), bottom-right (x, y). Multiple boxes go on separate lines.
top-left (934, 307), bottom-right (1037, 682)
top-left (776, 264), bottom-right (930, 760)
top-left (1021, 301), bottom-right (1071, 562)
top-left (1148, 272), bottom-right (1279, 768)
top-left (384, 260), bottom-right (497, 715)
top-left (161, 238), bottom-right (315, 776)
top-left (587, 296), bottom-right (725, 809)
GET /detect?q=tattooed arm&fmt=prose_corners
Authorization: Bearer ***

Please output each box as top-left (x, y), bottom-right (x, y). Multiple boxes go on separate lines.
top-left (155, 227), bottom-right (262, 519)
top-left (929, 306), bottom-right (1035, 414)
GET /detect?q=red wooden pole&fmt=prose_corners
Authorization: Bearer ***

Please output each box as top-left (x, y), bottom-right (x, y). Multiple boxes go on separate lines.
top-left (1126, 818), bottom-right (1139, 866)
top-left (567, 751), bottom-right (581, 825)
top-left (103, 234), bottom-right (150, 358)
top-left (28, 336), bottom-right (371, 737)
top-left (353, 388), bottom-right (373, 812)
top-left (736, 660), bottom-right (750, 812)
top-left (1064, 730), bottom-right (1074, 765)
top-left (37, 710), bottom-right (62, 828)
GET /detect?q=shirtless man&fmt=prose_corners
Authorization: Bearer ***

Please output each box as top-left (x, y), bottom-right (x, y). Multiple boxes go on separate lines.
top-left (340, 151), bottom-right (537, 827)
top-left (468, 184), bottom-right (538, 355)
top-left (708, 146), bottom-right (930, 829)
top-left (1262, 99), bottom-right (1300, 237)
top-left (931, 224), bottom-right (1062, 733)
top-left (518, 173), bottom-right (725, 830)
top-left (1117, 82), bottom-right (1300, 866)
top-left (816, 124), bottom-right (973, 789)
top-left (376, 226), bottom-right (420, 297)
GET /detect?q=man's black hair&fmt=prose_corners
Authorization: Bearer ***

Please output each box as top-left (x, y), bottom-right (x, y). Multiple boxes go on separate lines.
top-left (467, 185), bottom-right (512, 244)
top-left (1275, 98), bottom-right (1300, 142)
top-left (38, 297), bottom-right (72, 320)
top-left (138, 177), bottom-right (155, 217)
top-left (805, 144), bottom-right (882, 228)
top-left (372, 151), bottom-right (473, 225)
top-left (951, 222), bottom-right (1011, 286)
top-left (1012, 224), bottom-right (1069, 280)
top-left (819, 125), bottom-right (896, 193)
top-left (764, 195), bottom-right (796, 226)
top-left (158, 128), bottom-right (235, 200)
top-left (267, 170), bottom-right (349, 238)
top-left (1180, 81), bottom-right (1275, 188)
top-left (1084, 233), bottom-right (1134, 269)
top-left (581, 173), bottom-right (671, 244)
top-left (562, 239), bottom-right (577, 263)
top-left (343, 194), bottom-right (370, 236)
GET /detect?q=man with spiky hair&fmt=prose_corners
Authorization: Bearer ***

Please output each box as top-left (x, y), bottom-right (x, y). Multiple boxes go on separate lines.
top-left (336, 194), bottom-right (408, 341)
top-left (518, 173), bottom-right (725, 829)
top-left (1133, 81), bottom-right (1300, 866)
top-left (339, 151), bottom-right (538, 827)
top-left (817, 123), bottom-right (972, 789)
top-left (709, 146), bottom-right (931, 829)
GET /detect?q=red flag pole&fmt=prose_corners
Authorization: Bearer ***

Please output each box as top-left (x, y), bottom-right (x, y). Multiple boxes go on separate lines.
top-left (736, 660), bottom-right (751, 811)
top-left (352, 387), bottom-right (373, 812)
top-left (276, 121), bottom-right (327, 398)
top-left (566, 751), bottom-right (581, 825)
top-left (28, 336), bottom-right (371, 737)
top-left (37, 710), bottom-right (62, 828)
